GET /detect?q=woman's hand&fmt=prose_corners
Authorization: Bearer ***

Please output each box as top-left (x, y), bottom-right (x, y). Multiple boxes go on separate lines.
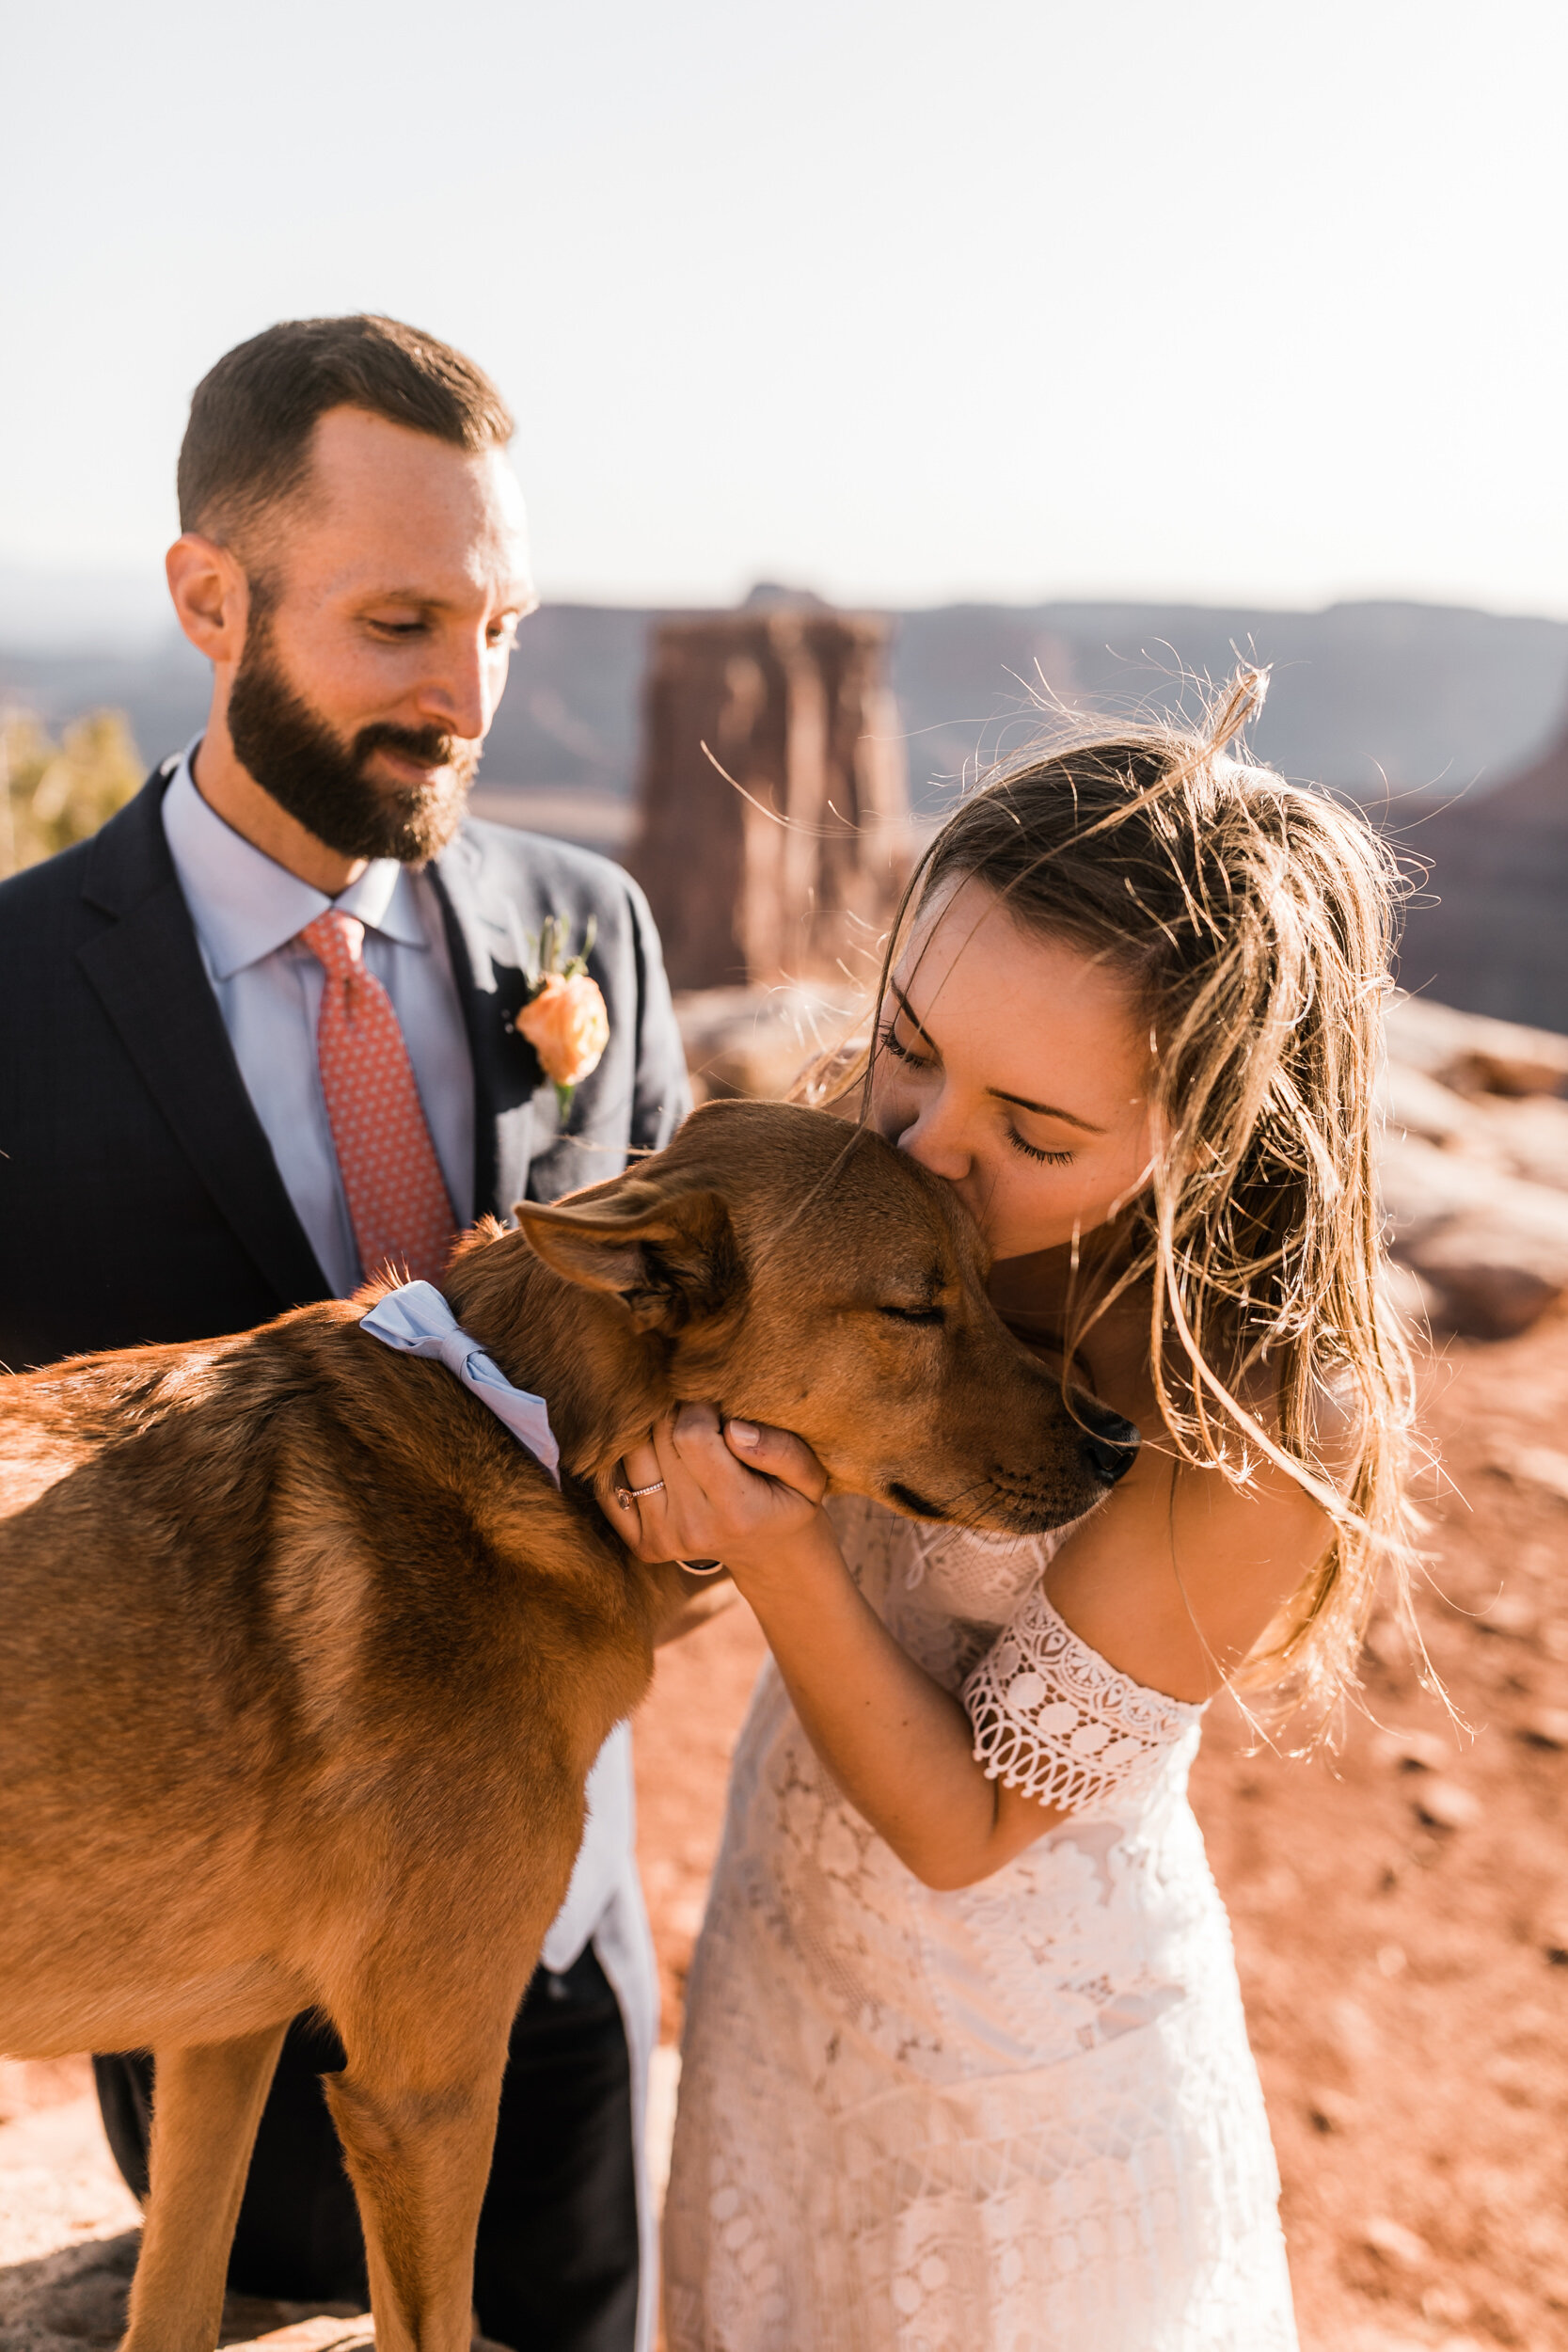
top-left (610, 1405), bottom-right (1074, 1891)
top-left (607, 1405), bottom-right (836, 1590)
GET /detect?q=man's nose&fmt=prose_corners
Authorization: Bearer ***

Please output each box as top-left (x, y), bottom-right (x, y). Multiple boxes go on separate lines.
top-left (416, 632), bottom-right (495, 743)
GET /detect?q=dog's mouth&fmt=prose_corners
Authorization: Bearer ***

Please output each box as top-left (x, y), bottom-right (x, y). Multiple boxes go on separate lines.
top-left (883, 1472), bottom-right (1097, 1536)
top-left (885, 1479), bottom-right (952, 1522)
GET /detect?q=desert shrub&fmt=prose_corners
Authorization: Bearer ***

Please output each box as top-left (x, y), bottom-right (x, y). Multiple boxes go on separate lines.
top-left (0, 709), bottom-right (144, 878)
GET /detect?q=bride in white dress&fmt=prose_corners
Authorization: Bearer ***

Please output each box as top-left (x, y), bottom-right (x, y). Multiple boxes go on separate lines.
top-left (611, 675), bottom-right (1417, 2351)
top-left (666, 1498), bottom-right (1294, 2352)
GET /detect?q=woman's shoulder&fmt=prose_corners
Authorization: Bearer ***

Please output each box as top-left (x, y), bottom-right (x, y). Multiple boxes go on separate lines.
top-left (1039, 1375), bottom-right (1338, 1703)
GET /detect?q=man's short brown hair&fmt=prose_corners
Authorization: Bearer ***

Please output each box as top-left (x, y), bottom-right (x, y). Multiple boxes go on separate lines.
top-left (177, 314), bottom-right (515, 547)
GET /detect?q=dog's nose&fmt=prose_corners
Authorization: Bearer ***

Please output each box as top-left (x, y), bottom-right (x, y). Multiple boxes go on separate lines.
top-left (1079, 1401), bottom-right (1141, 1487)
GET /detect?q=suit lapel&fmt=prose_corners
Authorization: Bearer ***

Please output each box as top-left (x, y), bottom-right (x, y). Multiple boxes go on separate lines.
top-left (77, 775), bottom-right (329, 1308)
top-left (431, 831), bottom-right (551, 1220)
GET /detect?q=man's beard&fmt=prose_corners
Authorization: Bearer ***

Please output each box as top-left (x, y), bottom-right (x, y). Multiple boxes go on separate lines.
top-left (226, 612), bottom-right (480, 865)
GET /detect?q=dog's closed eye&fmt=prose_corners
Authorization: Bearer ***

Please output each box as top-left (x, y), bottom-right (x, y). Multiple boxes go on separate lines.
top-left (879, 1304), bottom-right (946, 1327)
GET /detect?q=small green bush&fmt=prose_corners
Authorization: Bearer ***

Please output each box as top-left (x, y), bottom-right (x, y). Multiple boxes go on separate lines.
top-left (0, 709), bottom-right (144, 878)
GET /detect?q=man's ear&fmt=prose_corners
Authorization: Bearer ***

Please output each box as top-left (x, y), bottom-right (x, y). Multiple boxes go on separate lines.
top-left (515, 1184), bottom-right (746, 1333)
top-left (166, 532), bottom-right (251, 666)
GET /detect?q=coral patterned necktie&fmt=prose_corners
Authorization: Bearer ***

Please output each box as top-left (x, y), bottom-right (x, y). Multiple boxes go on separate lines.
top-left (298, 909), bottom-right (456, 1288)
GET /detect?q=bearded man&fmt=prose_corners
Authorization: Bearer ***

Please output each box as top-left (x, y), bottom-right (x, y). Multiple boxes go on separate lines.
top-left (0, 315), bottom-right (691, 2352)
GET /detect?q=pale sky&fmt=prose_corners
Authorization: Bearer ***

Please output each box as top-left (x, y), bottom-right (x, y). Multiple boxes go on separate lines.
top-left (3, 0), bottom-right (1565, 619)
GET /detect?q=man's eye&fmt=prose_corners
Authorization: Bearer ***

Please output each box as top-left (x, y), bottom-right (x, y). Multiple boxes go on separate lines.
top-left (879, 1303), bottom-right (945, 1327)
top-left (369, 619), bottom-right (426, 638)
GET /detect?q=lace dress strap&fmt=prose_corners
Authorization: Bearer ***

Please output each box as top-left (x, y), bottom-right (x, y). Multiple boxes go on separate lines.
top-left (962, 1581), bottom-right (1205, 1816)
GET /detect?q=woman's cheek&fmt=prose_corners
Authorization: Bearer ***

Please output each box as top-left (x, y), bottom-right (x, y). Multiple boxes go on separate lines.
top-left (1006, 1163), bottom-right (1104, 1254)
top-left (986, 1160), bottom-right (1058, 1254)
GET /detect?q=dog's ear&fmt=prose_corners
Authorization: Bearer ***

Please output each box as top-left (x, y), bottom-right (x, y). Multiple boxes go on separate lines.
top-left (515, 1184), bottom-right (745, 1333)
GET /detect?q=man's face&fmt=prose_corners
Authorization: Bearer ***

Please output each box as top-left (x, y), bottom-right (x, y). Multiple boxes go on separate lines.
top-left (226, 406), bottom-right (534, 863)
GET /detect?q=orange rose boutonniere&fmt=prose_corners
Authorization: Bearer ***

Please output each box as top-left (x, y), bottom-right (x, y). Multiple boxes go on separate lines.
top-left (514, 916), bottom-right (610, 1116)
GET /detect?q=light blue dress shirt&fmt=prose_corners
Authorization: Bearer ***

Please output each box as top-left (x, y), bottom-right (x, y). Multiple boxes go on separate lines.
top-left (161, 748), bottom-right (475, 1298)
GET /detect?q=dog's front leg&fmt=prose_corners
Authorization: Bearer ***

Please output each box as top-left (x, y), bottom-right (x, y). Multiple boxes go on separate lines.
top-left (120, 2021), bottom-right (289, 2352)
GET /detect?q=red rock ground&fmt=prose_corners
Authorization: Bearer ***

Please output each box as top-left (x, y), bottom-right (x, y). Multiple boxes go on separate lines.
top-left (635, 1316), bottom-right (1568, 2351)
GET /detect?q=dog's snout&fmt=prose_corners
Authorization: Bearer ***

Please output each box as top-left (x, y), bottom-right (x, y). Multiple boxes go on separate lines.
top-left (1078, 1400), bottom-right (1141, 1488)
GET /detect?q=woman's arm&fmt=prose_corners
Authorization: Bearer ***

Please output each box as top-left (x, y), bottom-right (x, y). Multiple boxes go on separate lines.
top-left (612, 1405), bottom-right (1329, 1890)
top-left (645, 1560), bottom-right (737, 1647)
top-left (613, 1406), bottom-right (1053, 1888)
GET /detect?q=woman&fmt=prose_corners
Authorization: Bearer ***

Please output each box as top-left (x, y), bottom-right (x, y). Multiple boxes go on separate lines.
top-left (613, 675), bottom-right (1417, 2350)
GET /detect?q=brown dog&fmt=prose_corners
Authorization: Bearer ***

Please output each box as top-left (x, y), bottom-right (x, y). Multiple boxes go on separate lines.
top-left (0, 1099), bottom-right (1135, 2352)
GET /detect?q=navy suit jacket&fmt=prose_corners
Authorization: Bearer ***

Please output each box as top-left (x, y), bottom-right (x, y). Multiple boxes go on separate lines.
top-left (0, 762), bottom-right (690, 1372)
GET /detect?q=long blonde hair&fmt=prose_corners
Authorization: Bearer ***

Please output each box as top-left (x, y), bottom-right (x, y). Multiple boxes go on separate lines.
top-left (814, 670), bottom-right (1418, 1729)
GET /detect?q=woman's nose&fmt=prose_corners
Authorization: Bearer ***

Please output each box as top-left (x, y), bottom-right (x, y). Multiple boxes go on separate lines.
top-left (895, 1097), bottom-right (972, 1183)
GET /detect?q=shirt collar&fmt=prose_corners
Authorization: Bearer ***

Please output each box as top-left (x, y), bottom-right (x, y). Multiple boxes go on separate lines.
top-left (161, 742), bottom-right (429, 981)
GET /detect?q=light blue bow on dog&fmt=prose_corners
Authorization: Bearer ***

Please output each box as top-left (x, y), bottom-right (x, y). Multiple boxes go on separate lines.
top-left (360, 1279), bottom-right (562, 1488)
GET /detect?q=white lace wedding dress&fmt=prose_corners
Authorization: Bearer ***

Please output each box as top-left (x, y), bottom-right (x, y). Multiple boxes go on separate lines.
top-left (663, 1496), bottom-right (1297, 2352)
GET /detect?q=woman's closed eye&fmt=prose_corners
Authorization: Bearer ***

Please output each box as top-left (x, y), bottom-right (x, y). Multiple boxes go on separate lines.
top-left (877, 1019), bottom-right (931, 1070)
top-left (879, 1014), bottom-right (1074, 1164)
top-left (1008, 1129), bottom-right (1075, 1168)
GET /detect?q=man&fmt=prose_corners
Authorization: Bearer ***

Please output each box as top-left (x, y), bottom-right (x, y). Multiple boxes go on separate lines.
top-left (0, 314), bottom-right (689, 2352)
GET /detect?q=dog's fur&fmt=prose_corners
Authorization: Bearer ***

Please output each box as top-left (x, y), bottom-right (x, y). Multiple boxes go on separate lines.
top-left (0, 1101), bottom-right (1127, 2352)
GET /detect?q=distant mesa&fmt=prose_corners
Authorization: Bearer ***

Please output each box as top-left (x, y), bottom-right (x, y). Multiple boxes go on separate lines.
top-left (741, 581), bottom-right (833, 612)
top-left (5, 576), bottom-right (1568, 1025)
top-left (1397, 703), bottom-right (1568, 1030)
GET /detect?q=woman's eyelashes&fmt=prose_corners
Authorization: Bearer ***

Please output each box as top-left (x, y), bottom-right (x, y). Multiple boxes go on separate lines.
top-left (1007, 1127), bottom-right (1075, 1168)
top-left (879, 1021), bottom-right (1076, 1166)
top-left (877, 1020), bottom-right (929, 1069)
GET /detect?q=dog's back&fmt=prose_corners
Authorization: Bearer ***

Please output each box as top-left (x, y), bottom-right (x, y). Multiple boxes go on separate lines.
top-left (0, 1308), bottom-right (636, 2057)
